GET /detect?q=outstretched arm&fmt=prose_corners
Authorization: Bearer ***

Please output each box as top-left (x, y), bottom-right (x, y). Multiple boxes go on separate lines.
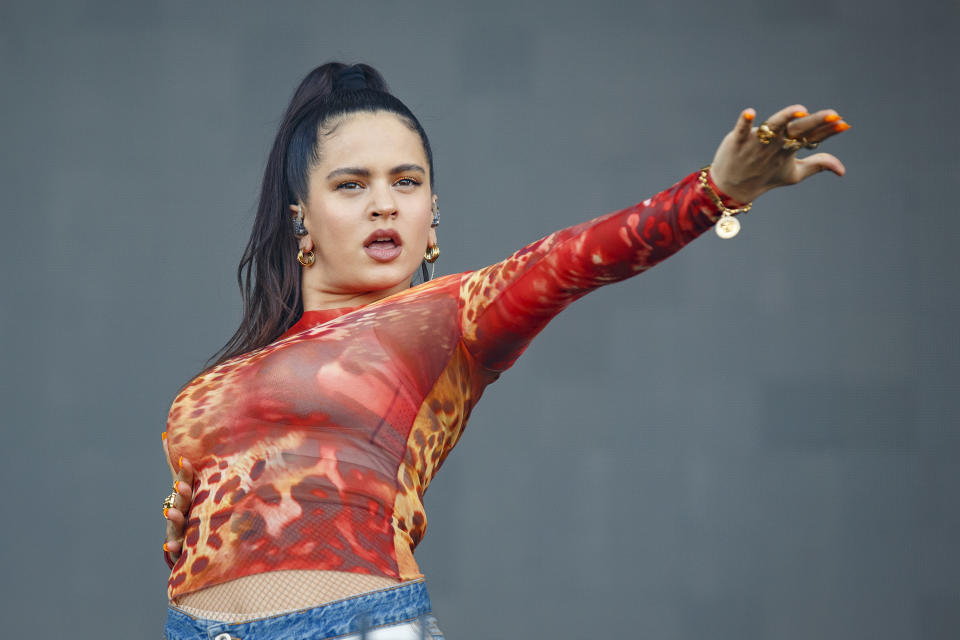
top-left (460, 105), bottom-right (849, 371)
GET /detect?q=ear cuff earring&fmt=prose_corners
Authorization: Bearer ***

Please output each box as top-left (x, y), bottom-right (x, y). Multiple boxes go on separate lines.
top-left (293, 204), bottom-right (308, 237)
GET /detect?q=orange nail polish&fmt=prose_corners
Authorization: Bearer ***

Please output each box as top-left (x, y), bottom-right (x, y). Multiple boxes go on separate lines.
top-left (163, 542), bottom-right (170, 552)
top-left (174, 481), bottom-right (180, 493)
top-left (824, 114), bottom-right (841, 123)
top-left (178, 455), bottom-right (183, 470)
top-left (834, 122), bottom-right (851, 132)
top-left (161, 431), bottom-right (167, 441)
top-left (793, 111), bottom-right (808, 118)
top-left (164, 507), bottom-right (170, 519)
top-left (742, 109), bottom-right (755, 121)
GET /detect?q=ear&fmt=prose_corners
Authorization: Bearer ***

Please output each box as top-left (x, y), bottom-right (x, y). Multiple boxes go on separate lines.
top-left (289, 203), bottom-right (313, 250)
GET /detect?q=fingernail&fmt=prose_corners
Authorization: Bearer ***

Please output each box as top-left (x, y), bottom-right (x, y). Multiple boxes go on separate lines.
top-left (164, 507), bottom-right (170, 519)
top-left (742, 109), bottom-right (755, 121)
top-left (793, 111), bottom-right (808, 118)
top-left (834, 122), bottom-right (851, 132)
top-left (824, 114), bottom-right (841, 123)
top-left (178, 455), bottom-right (183, 470)
top-left (163, 542), bottom-right (170, 552)
top-left (161, 431), bottom-right (167, 441)
top-left (174, 481), bottom-right (180, 493)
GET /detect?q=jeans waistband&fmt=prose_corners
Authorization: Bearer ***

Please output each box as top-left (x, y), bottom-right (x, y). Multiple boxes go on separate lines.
top-left (164, 579), bottom-right (432, 640)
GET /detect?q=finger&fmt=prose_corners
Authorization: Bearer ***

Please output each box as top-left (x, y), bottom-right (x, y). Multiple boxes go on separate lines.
top-left (177, 457), bottom-right (195, 490)
top-left (803, 117), bottom-right (851, 144)
top-left (163, 538), bottom-right (182, 557)
top-left (174, 478), bottom-right (192, 500)
top-left (173, 478), bottom-right (193, 514)
top-left (765, 104), bottom-right (808, 133)
top-left (164, 506), bottom-right (186, 531)
top-left (734, 108), bottom-right (756, 143)
top-left (795, 152), bottom-right (846, 180)
top-left (783, 109), bottom-right (839, 139)
top-left (164, 519), bottom-right (183, 560)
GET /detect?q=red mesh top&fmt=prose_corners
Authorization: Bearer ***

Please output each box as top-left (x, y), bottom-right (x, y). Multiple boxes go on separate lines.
top-left (164, 171), bottom-right (741, 600)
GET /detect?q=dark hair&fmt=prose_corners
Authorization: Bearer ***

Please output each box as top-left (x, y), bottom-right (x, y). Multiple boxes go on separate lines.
top-left (206, 62), bottom-right (435, 370)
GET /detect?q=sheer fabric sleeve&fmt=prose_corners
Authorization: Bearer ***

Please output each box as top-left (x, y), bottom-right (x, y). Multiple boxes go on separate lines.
top-left (458, 170), bottom-right (746, 371)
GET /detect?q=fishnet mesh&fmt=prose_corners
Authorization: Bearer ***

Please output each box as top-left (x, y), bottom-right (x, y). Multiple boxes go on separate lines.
top-left (174, 570), bottom-right (400, 622)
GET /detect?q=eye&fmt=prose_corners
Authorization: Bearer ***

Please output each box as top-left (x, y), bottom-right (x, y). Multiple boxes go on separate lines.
top-left (394, 177), bottom-right (421, 188)
top-left (336, 181), bottom-right (364, 190)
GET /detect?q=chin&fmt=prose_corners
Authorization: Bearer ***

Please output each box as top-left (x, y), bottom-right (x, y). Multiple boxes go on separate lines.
top-left (357, 262), bottom-right (419, 292)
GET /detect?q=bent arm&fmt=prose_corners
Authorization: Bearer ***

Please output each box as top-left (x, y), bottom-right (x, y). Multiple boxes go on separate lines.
top-left (459, 169), bottom-right (743, 371)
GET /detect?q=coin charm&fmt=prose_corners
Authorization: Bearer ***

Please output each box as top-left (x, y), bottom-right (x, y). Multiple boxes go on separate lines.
top-left (715, 215), bottom-right (740, 239)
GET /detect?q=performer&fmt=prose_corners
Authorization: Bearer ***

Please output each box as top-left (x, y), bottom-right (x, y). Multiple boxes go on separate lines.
top-left (159, 62), bottom-right (848, 639)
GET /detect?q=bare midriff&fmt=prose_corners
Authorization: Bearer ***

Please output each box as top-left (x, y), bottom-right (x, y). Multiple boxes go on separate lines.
top-left (173, 570), bottom-right (401, 621)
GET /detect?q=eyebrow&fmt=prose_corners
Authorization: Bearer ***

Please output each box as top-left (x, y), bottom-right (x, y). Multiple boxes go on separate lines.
top-left (326, 164), bottom-right (427, 180)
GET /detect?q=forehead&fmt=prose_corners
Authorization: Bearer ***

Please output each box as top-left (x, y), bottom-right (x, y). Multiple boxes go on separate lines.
top-left (319, 111), bottom-right (427, 169)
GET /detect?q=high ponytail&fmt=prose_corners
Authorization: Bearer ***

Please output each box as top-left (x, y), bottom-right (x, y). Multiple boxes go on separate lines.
top-left (204, 62), bottom-right (435, 371)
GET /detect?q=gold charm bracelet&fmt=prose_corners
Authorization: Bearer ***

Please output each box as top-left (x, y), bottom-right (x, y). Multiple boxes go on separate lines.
top-left (698, 165), bottom-right (752, 239)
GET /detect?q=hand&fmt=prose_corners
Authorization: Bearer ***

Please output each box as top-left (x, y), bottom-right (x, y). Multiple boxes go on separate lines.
top-left (709, 104), bottom-right (849, 203)
top-left (162, 436), bottom-right (195, 564)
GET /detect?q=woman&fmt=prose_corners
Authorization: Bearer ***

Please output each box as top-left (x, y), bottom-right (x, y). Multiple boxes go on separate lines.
top-left (160, 62), bottom-right (847, 639)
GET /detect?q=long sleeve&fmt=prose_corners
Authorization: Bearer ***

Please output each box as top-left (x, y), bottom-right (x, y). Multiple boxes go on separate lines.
top-left (458, 169), bottom-right (745, 371)
top-left (163, 169), bottom-right (747, 596)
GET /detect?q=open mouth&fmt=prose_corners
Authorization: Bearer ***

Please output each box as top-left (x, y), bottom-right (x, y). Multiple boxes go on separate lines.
top-left (363, 230), bottom-right (403, 262)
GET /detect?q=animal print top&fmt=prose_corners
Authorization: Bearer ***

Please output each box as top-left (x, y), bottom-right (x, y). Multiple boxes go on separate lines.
top-left (163, 170), bottom-right (743, 601)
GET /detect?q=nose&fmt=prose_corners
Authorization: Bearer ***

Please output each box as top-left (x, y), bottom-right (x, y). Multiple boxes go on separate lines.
top-left (369, 183), bottom-right (398, 220)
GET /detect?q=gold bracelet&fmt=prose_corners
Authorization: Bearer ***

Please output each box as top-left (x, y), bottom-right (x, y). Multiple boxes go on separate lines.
top-left (698, 165), bottom-right (752, 239)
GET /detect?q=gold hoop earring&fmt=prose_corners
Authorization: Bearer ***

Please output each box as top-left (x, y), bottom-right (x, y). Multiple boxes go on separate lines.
top-left (424, 244), bottom-right (440, 263)
top-left (297, 249), bottom-right (315, 267)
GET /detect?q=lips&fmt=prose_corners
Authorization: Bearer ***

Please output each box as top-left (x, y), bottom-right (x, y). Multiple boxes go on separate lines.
top-left (363, 229), bottom-right (403, 262)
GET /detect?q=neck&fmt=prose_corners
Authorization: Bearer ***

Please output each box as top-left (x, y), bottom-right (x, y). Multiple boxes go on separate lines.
top-left (299, 277), bottom-right (411, 312)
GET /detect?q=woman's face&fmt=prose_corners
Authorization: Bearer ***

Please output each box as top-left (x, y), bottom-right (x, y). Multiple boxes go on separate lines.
top-left (292, 111), bottom-right (436, 307)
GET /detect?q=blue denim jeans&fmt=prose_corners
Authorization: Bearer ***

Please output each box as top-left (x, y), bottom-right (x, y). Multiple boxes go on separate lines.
top-left (164, 579), bottom-right (444, 640)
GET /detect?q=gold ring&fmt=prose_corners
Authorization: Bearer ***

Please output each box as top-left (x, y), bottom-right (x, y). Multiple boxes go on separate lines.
top-left (781, 134), bottom-right (803, 152)
top-left (756, 122), bottom-right (776, 144)
top-left (803, 140), bottom-right (820, 149)
top-left (162, 491), bottom-right (178, 510)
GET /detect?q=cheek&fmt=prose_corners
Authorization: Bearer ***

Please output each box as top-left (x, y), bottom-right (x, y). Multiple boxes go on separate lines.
top-left (407, 215), bottom-right (433, 251)
top-left (310, 205), bottom-right (358, 247)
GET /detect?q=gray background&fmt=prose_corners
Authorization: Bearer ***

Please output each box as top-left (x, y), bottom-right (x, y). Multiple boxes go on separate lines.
top-left (1, 0), bottom-right (957, 638)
